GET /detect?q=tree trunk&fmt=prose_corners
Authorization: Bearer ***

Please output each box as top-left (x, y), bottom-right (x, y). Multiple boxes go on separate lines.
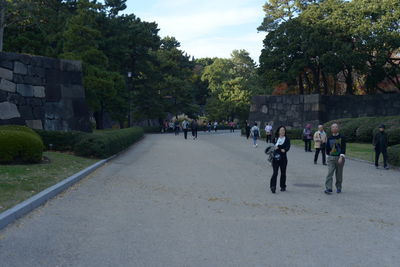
top-left (345, 66), bottom-right (353, 95)
top-left (304, 73), bottom-right (312, 94)
top-left (321, 71), bottom-right (329, 95)
top-left (298, 73), bottom-right (304, 95)
top-left (0, 4), bottom-right (5, 52)
top-left (312, 66), bottom-right (321, 94)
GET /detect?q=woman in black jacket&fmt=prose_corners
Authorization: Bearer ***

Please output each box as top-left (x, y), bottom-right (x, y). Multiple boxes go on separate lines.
top-left (270, 126), bottom-right (291, 193)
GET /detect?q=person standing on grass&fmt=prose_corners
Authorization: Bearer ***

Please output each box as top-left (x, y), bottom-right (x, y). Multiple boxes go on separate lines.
top-left (250, 122), bottom-right (260, 148)
top-left (245, 120), bottom-right (251, 139)
top-left (265, 123), bottom-right (273, 143)
top-left (324, 123), bottom-right (346, 194)
top-left (373, 124), bottom-right (389, 170)
top-left (303, 124), bottom-right (313, 152)
top-left (182, 119), bottom-right (189, 139)
top-left (191, 119), bottom-right (198, 140)
top-left (313, 125), bottom-right (327, 165)
top-left (270, 126), bottom-right (291, 194)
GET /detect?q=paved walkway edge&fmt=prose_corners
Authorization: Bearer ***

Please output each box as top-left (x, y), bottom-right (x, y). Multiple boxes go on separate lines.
top-left (0, 156), bottom-right (115, 231)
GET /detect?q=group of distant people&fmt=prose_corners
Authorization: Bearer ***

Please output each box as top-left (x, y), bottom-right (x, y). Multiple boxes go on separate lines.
top-left (244, 120), bottom-right (390, 195)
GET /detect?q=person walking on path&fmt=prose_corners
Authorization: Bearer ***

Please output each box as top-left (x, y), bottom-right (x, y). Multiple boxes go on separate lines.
top-left (213, 121), bottom-right (218, 132)
top-left (174, 120), bottom-right (180, 136)
top-left (250, 123), bottom-right (260, 148)
top-left (373, 124), bottom-right (389, 170)
top-left (191, 119), bottom-right (198, 140)
top-left (245, 121), bottom-right (251, 139)
top-left (182, 119), bottom-right (189, 139)
top-left (324, 123), bottom-right (346, 194)
top-left (229, 121), bottom-right (235, 132)
top-left (270, 126), bottom-right (291, 194)
top-left (313, 125), bottom-right (327, 165)
top-left (265, 123), bottom-right (273, 143)
top-left (303, 124), bottom-right (313, 152)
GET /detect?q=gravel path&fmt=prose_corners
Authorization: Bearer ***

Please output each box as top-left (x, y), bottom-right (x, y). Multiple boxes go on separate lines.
top-left (1, 131), bottom-right (399, 267)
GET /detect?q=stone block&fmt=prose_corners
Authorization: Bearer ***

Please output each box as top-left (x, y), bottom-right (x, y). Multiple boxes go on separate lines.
top-left (0, 79), bottom-right (16, 92)
top-left (0, 117), bottom-right (25, 126)
top-left (13, 74), bottom-right (45, 86)
top-left (0, 101), bottom-right (20, 119)
top-left (7, 93), bottom-right (26, 105)
top-left (28, 66), bottom-right (46, 78)
top-left (61, 85), bottom-right (85, 98)
top-left (60, 59), bottom-right (82, 72)
top-left (33, 86), bottom-right (45, 98)
top-left (0, 90), bottom-right (7, 102)
top-left (25, 120), bottom-right (43, 130)
top-left (32, 106), bottom-right (45, 119)
top-left (0, 60), bottom-right (13, 70)
top-left (18, 105), bottom-right (34, 119)
top-left (0, 67), bottom-right (13, 81)
top-left (42, 57), bottom-right (59, 69)
top-left (26, 98), bottom-right (43, 107)
top-left (14, 61), bottom-right (28, 75)
top-left (60, 71), bottom-right (82, 85)
top-left (261, 105), bottom-right (268, 114)
top-left (17, 84), bottom-right (34, 97)
top-left (45, 84), bottom-right (62, 102)
top-left (45, 69), bottom-right (62, 85)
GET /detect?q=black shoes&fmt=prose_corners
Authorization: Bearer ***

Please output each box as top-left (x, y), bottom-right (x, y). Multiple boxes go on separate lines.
top-left (271, 187), bottom-right (276, 194)
top-left (280, 188), bottom-right (286, 192)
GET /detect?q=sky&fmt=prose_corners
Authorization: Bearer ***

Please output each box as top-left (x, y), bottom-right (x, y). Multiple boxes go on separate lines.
top-left (123, 0), bottom-right (267, 63)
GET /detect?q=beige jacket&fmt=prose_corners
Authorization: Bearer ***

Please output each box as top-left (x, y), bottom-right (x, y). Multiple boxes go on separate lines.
top-left (313, 131), bottom-right (327, 148)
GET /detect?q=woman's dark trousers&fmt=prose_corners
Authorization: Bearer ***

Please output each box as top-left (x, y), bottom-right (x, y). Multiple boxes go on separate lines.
top-left (270, 158), bottom-right (287, 190)
top-left (314, 147), bottom-right (326, 164)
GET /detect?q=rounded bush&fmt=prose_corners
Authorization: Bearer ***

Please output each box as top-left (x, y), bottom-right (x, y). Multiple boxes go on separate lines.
top-left (388, 145), bottom-right (400, 167)
top-left (0, 128), bottom-right (44, 164)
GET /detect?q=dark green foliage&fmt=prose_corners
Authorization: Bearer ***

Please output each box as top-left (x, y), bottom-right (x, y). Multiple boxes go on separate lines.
top-left (34, 130), bottom-right (88, 151)
top-left (74, 127), bottom-right (144, 158)
top-left (324, 116), bottom-right (400, 145)
top-left (142, 126), bottom-right (162, 133)
top-left (0, 125), bottom-right (44, 164)
top-left (388, 145), bottom-right (400, 166)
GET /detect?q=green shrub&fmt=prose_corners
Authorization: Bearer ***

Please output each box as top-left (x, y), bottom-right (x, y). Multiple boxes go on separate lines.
top-left (355, 117), bottom-right (381, 143)
top-left (388, 145), bottom-right (400, 166)
top-left (74, 127), bottom-right (144, 158)
top-left (0, 126), bottom-right (44, 164)
top-left (34, 129), bottom-right (88, 151)
top-left (142, 126), bottom-right (162, 133)
top-left (387, 128), bottom-right (400, 146)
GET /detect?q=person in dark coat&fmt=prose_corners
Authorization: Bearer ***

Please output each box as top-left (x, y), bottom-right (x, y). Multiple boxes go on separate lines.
top-left (270, 125), bottom-right (291, 194)
top-left (373, 124), bottom-right (389, 169)
top-left (245, 120), bottom-right (251, 139)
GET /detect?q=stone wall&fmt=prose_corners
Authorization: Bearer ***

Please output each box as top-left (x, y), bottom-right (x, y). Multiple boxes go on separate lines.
top-left (249, 94), bottom-right (400, 129)
top-left (0, 52), bottom-right (91, 132)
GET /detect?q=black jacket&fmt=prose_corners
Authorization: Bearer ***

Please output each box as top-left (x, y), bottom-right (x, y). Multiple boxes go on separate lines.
top-left (274, 136), bottom-right (291, 160)
top-left (373, 132), bottom-right (388, 151)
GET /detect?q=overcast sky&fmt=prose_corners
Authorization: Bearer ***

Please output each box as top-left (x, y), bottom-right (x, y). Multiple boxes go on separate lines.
top-left (123, 0), bottom-right (266, 62)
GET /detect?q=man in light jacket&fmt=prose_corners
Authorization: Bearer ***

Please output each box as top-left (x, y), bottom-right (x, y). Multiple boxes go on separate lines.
top-left (313, 125), bottom-right (327, 165)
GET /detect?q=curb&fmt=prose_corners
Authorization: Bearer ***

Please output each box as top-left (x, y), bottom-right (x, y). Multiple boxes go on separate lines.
top-left (0, 155), bottom-right (116, 231)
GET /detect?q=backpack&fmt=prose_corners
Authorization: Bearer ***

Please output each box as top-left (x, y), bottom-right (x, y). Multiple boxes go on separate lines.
top-left (253, 128), bottom-right (259, 137)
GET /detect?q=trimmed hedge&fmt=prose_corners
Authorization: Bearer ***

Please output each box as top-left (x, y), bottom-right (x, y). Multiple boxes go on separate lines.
top-left (388, 145), bottom-right (400, 166)
top-left (34, 129), bottom-right (88, 151)
top-left (0, 125), bottom-right (44, 164)
top-left (74, 127), bottom-right (144, 158)
top-left (324, 116), bottom-right (400, 145)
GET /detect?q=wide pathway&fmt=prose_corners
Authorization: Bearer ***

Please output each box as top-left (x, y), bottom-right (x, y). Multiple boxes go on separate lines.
top-left (1, 131), bottom-right (399, 267)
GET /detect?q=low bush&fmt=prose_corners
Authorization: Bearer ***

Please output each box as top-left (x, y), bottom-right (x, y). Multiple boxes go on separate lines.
top-left (74, 127), bottom-right (144, 158)
top-left (324, 116), bottom-right (400, 144)
top-left (34, 129), bottom-right (88, 151)
top-left (388, 145), bottom-right (400, 166)
top-left (0, 125), bottom-right (44, 164)
top-left (142, 126), bottom-right (162, 133)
